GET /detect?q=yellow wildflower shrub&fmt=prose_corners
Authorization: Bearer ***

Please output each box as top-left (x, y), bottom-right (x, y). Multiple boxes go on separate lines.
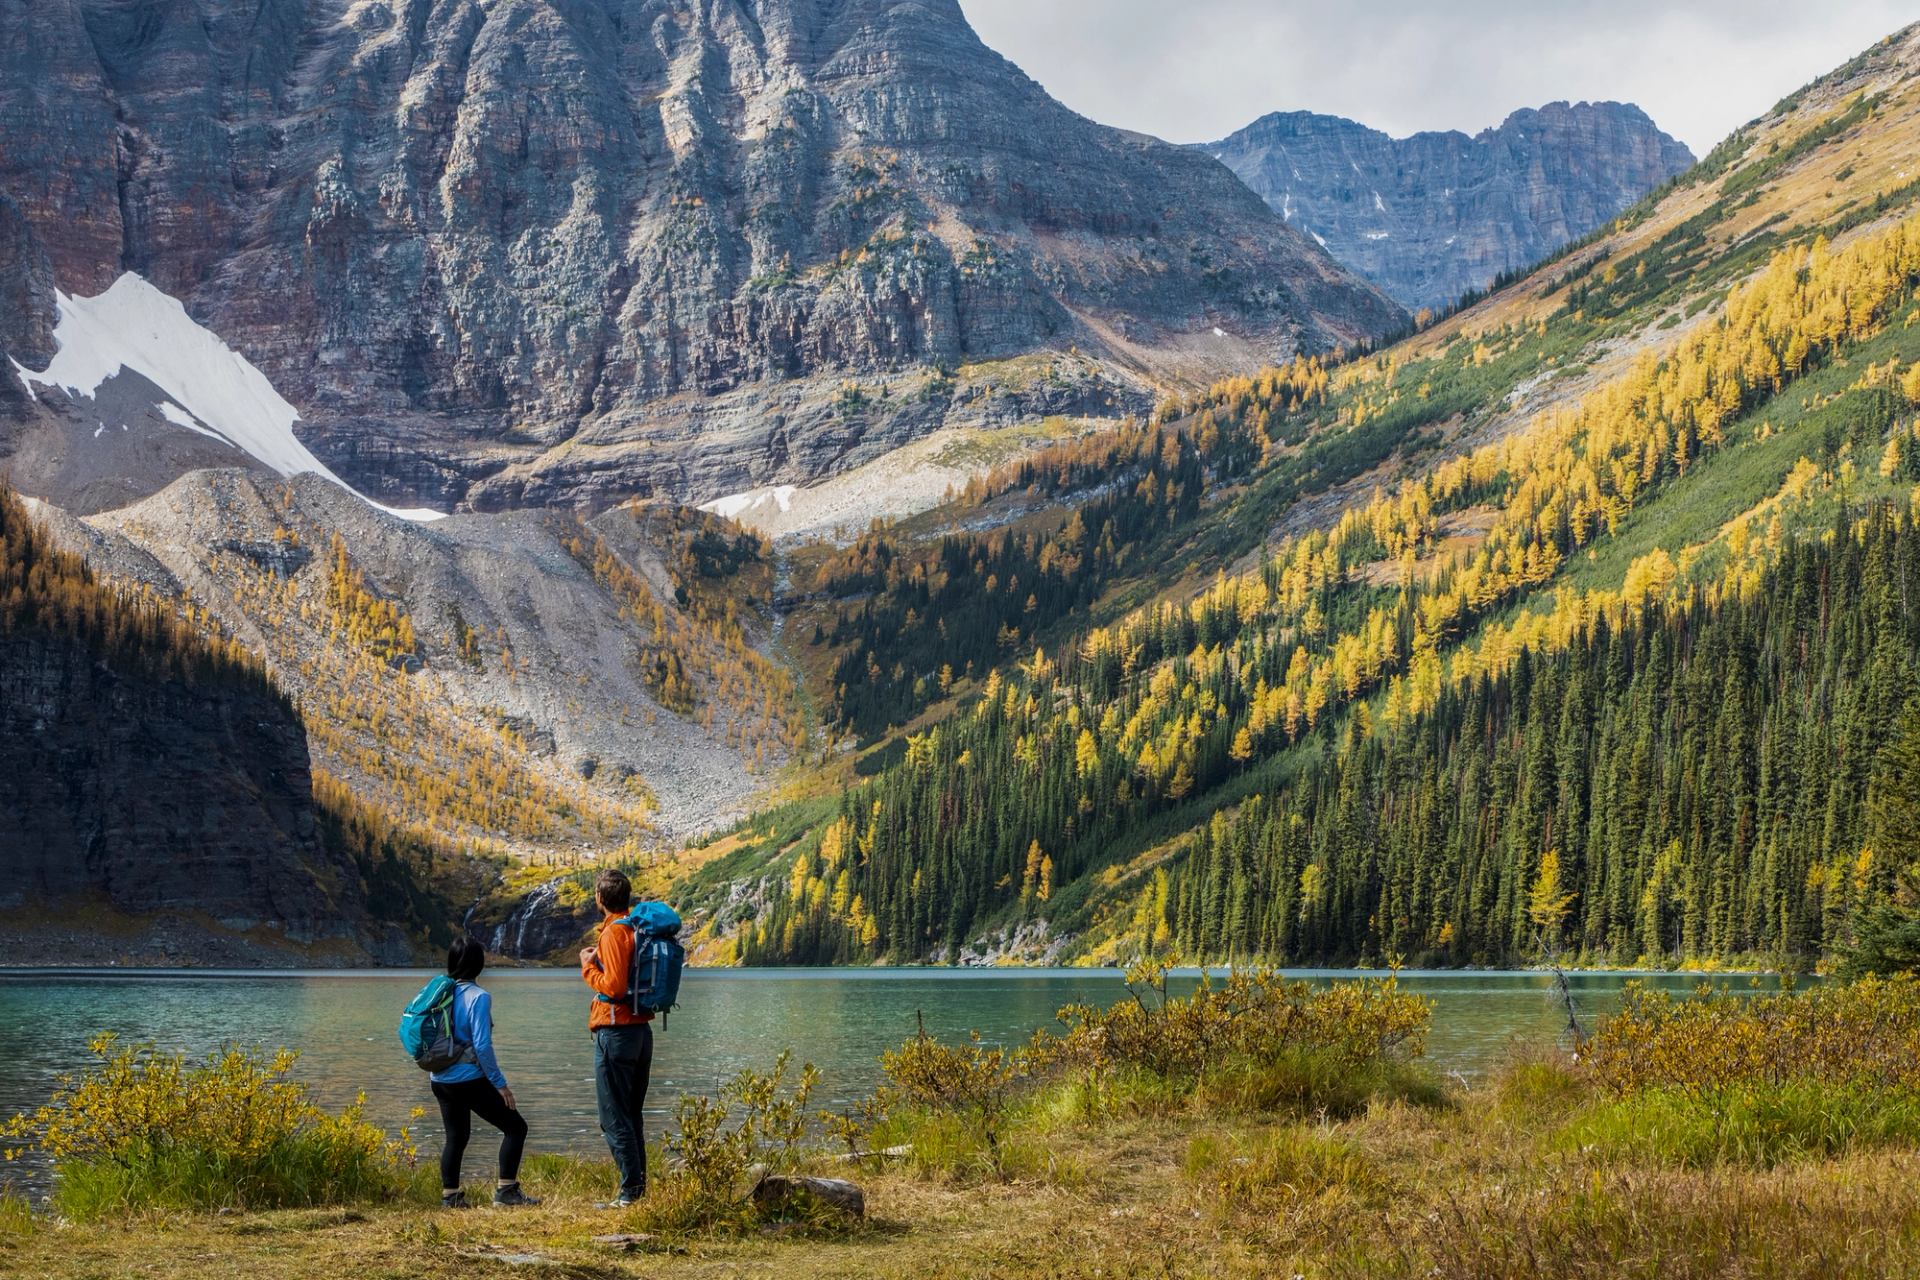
top-left (1585, 975), bottom-right (1920, 1096)
top-left (1, 1034), bottom-right (414, 1219)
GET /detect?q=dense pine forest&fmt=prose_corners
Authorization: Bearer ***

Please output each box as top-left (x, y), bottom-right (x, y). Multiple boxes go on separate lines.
top-left (1164, 509), bottom-right (1920, 967)
top-left (747, 508), bottom-right (1920, 968)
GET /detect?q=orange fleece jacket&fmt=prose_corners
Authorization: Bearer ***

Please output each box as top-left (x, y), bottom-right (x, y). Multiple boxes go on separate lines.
top-left (581, 909), bottom-right (654, 1029)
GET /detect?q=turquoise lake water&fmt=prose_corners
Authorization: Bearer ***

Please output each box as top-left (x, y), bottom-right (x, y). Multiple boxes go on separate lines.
top-left (0, 967), bottom-right (1774, 1192)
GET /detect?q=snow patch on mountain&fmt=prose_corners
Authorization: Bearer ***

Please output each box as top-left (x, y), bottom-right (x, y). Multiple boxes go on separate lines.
top-left (17, 273), bottom-right (444, 522)
top-left (156, 399), bottom-right (227, 444)
top-left (702, 484), bottom-right (799, 521)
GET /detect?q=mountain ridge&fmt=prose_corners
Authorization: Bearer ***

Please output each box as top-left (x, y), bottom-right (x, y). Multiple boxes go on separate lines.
top-left (685, 21), bottom-right (1920, 971)
top-left (0, 0), bottom-right (1403, 515)
top-left (1206, 99), bottom-right (1695, 312)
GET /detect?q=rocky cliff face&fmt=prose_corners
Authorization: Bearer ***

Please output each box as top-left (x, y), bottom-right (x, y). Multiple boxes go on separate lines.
top-left (0, 629), bottom-right (411, 960)
top-left (0, 0), bottom-right (1402, 513)
top-left (1206, 102), bottom-right (1695, 313)
top-left (0, 195), bottom-right (56, 415)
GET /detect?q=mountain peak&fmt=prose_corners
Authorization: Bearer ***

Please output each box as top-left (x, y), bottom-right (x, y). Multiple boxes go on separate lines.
top-left (0, 0), bottom-right (1402, 514)
top-left (1208, 100), bottom-right (1694, 311)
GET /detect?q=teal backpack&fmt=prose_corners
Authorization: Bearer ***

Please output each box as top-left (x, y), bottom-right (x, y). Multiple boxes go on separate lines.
top-left (597, 902), bottom-right (686, 1022)
top-left (398, 976), bottom-right (475, 1073)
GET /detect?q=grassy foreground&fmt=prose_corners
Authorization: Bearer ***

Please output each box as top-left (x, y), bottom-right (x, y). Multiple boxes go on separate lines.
top-left (8, 975), bottom-right (1920, 1278)
top-left (8, 1092), bottom-right (1920, 1278)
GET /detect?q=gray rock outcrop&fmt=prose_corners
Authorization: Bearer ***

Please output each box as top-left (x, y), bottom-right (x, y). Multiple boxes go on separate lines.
top-left (0, 0), bottom-right (1404, 513)
top-left (0, 195), bottom-right (55, 414)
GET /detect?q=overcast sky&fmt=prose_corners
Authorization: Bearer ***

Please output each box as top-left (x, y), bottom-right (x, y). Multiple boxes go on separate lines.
top-left (958, 1), bottom-right (1915, 156)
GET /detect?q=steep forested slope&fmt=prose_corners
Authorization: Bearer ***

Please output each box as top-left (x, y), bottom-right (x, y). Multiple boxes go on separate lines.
top-left (696, 23), bottom-right (1920, 971)
top-left (47, 469), bottom-right (800, 848)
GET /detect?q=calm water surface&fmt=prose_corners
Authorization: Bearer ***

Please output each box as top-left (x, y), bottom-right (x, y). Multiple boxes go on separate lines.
top-left (0, 967), bottom-right (1774, 1190)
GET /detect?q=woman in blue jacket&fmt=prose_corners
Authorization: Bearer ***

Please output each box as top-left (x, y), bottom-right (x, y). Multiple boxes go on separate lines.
top-left (432, 937), bottom-right (539, 1208)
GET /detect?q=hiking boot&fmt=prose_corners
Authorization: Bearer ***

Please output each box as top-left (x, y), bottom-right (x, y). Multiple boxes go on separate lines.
top-left (593, 1193), bottom-right (642, 1209)
top-left (493, 1183), bottom-right (541, 1208)
top-left (441, 1189), bottom-right (469, 1210)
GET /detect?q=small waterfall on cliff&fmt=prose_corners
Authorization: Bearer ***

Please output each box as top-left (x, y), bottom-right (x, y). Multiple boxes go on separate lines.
top-left (496, 881), bottom-right (561, 959)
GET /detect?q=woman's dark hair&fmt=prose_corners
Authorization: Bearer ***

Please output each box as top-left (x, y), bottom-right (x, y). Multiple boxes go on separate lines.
top-left (596, 869), bottom-right (633, 913)
top-left (447, 936), bottom-right (486, 983)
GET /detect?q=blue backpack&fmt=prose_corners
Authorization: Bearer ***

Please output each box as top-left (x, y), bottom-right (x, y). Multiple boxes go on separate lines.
top-left (398, 976), bottom-right (474, 1072)
top-left (598, 902), bottom-right (685, 1022)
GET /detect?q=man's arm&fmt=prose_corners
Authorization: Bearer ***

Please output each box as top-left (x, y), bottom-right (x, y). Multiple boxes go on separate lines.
top-left (581, 923), bottom-right (629, 999)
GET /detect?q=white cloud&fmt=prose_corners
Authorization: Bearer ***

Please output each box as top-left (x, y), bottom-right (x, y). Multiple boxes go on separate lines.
top-left (958, 0), bottom-right (1914, 155)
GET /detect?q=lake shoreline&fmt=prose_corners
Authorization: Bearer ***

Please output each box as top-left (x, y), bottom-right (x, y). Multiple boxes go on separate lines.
top-left (4, 976), bottom-right (1910, 1280)
top-left (0, 961), bottom-right (1797, 979)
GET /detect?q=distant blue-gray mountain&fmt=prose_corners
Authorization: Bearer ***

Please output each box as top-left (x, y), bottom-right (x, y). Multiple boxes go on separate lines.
top-left (1205, 102), bottom-right (1695, 313)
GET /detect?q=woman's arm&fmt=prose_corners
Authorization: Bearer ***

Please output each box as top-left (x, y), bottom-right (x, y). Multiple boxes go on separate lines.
top-left (467, 988), bottom-right (509, 1091)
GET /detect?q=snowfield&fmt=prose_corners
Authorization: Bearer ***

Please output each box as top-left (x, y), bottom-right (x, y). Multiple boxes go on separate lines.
top-left (16, 273), bottom-right (444, 522)
top-left (702, 484), bottom-right (799, 521)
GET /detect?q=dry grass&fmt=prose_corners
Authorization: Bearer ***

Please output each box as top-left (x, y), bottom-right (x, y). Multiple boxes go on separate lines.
top-left (11, 1061), bottom-right (1920, 1279)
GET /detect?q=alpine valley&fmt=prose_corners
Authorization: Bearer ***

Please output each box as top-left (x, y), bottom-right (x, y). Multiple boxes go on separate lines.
top-left (4, 2), bottom-right (1920, 977)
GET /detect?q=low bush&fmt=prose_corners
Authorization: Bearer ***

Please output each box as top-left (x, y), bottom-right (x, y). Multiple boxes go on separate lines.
top-left (627, 1050), bottom-right (843, 1236)
top-left (1585, 975), bottom-right (1920, 1096)
top-left (1043, 962), bottom-right (1430, 1082)
top-left (1042, 1047), bottom-right (1442, 1123)
top-left (1034, 962), bottom-right (1437, 1119)
top-left (860, 966), bottom-right (1440, 1181)
top-left (1192, 1049), bottom-right (1447, 1119)
top-left (0, 1035), bottom-right (412, 1219)
top-left (877, 1027), bottom-right (1028, 1174)
top-left (1562, 1080), bottom-right (1920, 1168)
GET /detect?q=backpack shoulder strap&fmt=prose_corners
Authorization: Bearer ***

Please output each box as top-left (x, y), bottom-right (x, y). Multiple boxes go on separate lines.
top-left (593, 917), bottom-right (639, 1005)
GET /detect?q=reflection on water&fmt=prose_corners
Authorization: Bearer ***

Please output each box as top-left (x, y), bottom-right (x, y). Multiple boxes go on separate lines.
top-left (0, 967), bottom-right (1780, 1190)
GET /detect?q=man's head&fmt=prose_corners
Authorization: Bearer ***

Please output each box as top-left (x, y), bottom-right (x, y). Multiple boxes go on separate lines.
top-left (596, 868), bottom-right (633, 915)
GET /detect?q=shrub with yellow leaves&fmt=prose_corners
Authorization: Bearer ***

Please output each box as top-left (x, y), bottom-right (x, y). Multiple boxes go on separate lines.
top-left (0, 1034), bottom-right (414, 1219)
top-left (1585, 975), bottom-right (1920, 1096)
top-left (1042, 965), bottom-right (1431, 1087)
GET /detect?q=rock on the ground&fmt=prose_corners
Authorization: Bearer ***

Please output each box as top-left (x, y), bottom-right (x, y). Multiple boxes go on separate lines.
top-left (751, 1173), bottom-right (867, 1219)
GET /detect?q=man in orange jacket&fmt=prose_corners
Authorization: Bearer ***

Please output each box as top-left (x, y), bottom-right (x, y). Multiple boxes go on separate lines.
top-left (579, 868), bottom-right (653, 1206)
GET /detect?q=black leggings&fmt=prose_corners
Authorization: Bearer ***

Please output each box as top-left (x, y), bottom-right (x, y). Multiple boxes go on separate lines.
top-left (431, 1078), bottom-right (527, 1189)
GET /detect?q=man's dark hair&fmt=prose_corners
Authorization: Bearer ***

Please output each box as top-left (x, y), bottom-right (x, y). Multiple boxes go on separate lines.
top-left (596, 868), bottom-right (633, 913)
top-left (447, 936), bottom-right (486, 983)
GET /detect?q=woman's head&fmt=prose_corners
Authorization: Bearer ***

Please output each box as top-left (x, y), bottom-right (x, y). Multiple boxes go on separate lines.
top-left (447, 936), bottom-right (486, 982)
